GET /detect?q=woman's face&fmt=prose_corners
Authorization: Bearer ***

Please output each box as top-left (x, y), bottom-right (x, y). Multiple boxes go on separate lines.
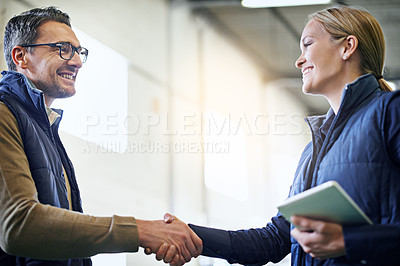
top-left (295, 19), bottom-right (345, 96)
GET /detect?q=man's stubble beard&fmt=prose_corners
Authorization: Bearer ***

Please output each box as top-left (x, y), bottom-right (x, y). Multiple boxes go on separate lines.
top-left (35, 79), bottom-right (76, 99)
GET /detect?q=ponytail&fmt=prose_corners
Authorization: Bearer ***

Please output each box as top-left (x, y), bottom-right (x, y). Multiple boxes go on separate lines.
top-left (377, 77), bottom-right (393, 92)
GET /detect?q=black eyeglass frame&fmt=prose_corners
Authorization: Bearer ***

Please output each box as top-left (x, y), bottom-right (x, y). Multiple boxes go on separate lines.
top-left (20, 42), bottom-right (88, 63)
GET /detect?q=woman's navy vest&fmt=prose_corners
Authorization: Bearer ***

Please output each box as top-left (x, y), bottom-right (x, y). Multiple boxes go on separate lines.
top-left (290, 74), bottom-right (400, 265)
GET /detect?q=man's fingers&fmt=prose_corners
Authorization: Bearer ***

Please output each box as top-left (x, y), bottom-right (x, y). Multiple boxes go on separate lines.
top-left (164, 213), bottom-right (175, 223)
top-left (156, 243), bottom-right (169, 261)
top-left (137, 218), bottom-right (197, 264)
top-left (183, 231), bottom-right (199, 258)
top-left (160, 244), bottom-right (175, 263)
top-left (170, 254), bottom-right (181, 266)
top-left (178, 254), bottom-right (187, 265)
top-left (179, 244), bottom-right (191, 262)
top-left (159, 214), bottom-right (202, 261)
top-left (167, 214), bottom-right (202, 257)
top-left (144, 247), bottom-right (152, 255)
top-left (164, 214), bottom-right (198, 259)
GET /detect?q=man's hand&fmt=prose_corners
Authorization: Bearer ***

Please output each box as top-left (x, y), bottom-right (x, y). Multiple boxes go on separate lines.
top-left (143, 213), bottom-right (203, 266)
top-left (290, 216), bottom-right (345, 260)
top-left (137, 214), bottom-right (202, 266)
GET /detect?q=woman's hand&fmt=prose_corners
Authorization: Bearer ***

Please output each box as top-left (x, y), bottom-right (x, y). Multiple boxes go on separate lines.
top-left (290, 216), bottom-right (345, 260)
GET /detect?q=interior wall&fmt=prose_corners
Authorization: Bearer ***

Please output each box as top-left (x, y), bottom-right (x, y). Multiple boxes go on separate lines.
top-left (0, 0), bottom-right (312, 265)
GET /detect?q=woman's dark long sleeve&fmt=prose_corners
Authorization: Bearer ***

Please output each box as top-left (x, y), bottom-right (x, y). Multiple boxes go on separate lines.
top-left (189, 214), bottom-right (291, 265)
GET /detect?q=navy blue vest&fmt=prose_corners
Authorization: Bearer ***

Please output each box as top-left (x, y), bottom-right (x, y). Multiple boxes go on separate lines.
top-left (290, 74), bottom-right (400, 265)
top-left (0, 71), bottom-right (91, 266)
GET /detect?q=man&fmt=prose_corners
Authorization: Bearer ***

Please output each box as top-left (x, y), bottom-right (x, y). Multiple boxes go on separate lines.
top-left (0, 6), bottom-right (201, 266)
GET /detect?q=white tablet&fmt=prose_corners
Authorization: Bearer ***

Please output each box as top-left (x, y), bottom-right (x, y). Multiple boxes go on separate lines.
top-left (277, 181), bottom-right (373, 225)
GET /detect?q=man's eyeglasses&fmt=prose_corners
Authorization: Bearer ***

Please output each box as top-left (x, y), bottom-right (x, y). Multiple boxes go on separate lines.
top-left (20, 42), bottom-right (89, 63)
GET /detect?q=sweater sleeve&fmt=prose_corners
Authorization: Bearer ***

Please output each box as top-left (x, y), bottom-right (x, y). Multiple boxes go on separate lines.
top-left (189, 214), bottom-right (291, 265)
top-left (0, 102), bottom-right (139, 260)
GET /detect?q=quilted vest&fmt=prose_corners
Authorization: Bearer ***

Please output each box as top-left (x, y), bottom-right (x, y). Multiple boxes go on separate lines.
top-left (289, 74), bottom-right (400, 265)
top-left (0, 71), bottom-right (90, 266)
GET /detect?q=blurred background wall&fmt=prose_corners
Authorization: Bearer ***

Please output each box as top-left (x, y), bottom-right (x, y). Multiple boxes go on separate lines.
top-left (0, 0), bottom-right (398, 265)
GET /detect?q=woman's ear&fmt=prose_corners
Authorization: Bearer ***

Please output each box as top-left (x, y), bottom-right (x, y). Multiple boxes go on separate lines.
top-left (342, 35), bottom-right (359, 60)
top-left (11, 46), bottom-right (29, 69)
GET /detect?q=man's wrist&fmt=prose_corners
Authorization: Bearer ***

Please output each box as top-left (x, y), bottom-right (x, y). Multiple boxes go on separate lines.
top-left (135, 219), bottom-right (147, 247)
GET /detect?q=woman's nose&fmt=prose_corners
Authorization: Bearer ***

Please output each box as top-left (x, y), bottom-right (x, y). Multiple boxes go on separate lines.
top-left (295, 53), bottom-right (305, 69)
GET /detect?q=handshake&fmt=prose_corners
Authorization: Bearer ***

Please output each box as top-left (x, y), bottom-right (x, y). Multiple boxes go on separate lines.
top-left (137, 213), bottom-right (202, 266)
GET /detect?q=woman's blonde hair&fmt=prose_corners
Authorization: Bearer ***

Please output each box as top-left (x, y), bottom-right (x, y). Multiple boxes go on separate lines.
top-left (308, 5), bottom-right (392, 92)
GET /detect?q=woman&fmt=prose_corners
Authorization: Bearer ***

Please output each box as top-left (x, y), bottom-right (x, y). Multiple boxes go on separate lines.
top-left (151, 5), bottom-right (400, 265)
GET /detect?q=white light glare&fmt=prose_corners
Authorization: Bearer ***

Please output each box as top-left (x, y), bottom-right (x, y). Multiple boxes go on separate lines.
top-left (242, 0), bottom-right (331, 8)
top-left (387, 81), bottom-right (398, 91)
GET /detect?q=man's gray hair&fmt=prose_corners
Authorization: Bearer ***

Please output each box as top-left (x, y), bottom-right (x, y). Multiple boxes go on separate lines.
top-left (3, 6), bottom-right (71, 71)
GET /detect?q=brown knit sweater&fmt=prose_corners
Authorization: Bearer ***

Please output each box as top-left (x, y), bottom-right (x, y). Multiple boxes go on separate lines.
top-left (0, 102), bottom-right (139, 259)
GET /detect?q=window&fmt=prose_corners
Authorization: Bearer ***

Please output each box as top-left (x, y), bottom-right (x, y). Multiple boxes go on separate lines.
top-left (53, 28), bottom-right (129, 153)
top-left (203, 112), bottom-right (248, 201)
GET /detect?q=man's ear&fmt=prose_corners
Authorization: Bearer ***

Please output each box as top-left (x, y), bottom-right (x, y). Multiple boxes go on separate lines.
top-left (342, 35), bottom-right (359, 60)
top-left (11, 46), bottom-right (29, 69)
